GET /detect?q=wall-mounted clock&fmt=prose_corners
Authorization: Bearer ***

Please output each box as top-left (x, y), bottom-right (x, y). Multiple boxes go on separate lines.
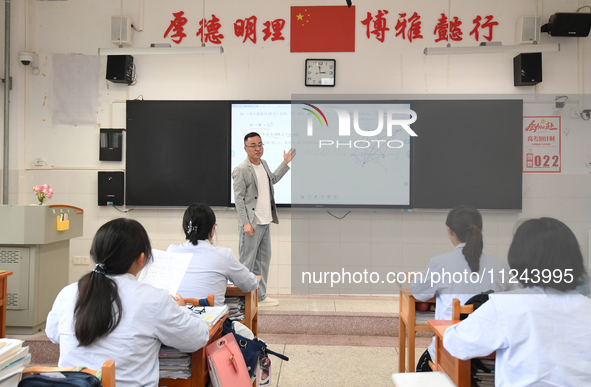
top-left (305, 59), bottom-right (336, 87)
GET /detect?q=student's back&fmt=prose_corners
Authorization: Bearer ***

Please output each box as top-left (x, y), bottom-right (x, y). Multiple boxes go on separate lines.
top-left (413, 246), bottom-right (511, 321)
top-left (444, 217), bottom-right (591, 386)
top-left (445, 287), bottom-right (591, 387)
top-left (411, 205), bottom-right (513, 370)
top-left (47, 275), bottom-right (208, 386)
top-left (170, 204), bottom-right (258, 306)
top-left (46, 218), bottom-right (209, 387)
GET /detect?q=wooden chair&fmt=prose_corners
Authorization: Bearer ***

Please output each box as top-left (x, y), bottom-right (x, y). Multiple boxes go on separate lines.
top-left (451, 298), bottom-right (474, 321)
top-left (398, 289), bottom-right (436, 372)
top-left (22, 360), bottom-right (115, 387)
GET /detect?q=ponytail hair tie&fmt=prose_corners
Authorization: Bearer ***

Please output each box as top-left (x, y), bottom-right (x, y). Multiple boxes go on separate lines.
top-left (468, 224), bottom-right (479, 231)
top-left (187, 220), bottom-right (199, 235)
top-left (93, 262), bottom-right (106, 275)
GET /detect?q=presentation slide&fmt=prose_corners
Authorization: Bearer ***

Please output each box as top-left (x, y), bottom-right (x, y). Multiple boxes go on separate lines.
top-left (230, 102), bottom-right (412, 207)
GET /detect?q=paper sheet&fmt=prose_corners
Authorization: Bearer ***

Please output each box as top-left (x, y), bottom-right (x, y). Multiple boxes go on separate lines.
top-left (137, 249), bottom-right (192, 295)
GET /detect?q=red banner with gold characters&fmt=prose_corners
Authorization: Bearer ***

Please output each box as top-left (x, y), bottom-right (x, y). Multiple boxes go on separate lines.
top-left (523, 116), bottom-right (561, 173)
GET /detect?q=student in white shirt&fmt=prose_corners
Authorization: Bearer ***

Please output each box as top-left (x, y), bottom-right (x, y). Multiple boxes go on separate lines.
top-left (443, 217), bottom-right (591, 387)
top-left (411, 205), bottom-right (513, 371)
top-left (169, 203), bottom-right (259, 307)
top-left (46, 218), bottom-right (210, 387)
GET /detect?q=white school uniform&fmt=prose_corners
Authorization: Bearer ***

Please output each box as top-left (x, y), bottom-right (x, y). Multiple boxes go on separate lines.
top-left (170, 240), bottom-right (259, 306)
top-left (443, 287), bottom-right (591, 387)
top-left (411, 243), bottom-right (513, 359)
top-left (46, 273), bottom-right (209, 387)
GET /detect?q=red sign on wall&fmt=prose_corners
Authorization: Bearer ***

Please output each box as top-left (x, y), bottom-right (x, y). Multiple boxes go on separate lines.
top-left (523, 116), bottom-right (561, 173)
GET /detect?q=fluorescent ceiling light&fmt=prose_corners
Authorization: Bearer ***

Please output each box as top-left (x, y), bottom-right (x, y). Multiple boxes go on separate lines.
top-left (424, 43), bottom-right (560, 55)
top-left (98, 46), bottom-right (224, 56)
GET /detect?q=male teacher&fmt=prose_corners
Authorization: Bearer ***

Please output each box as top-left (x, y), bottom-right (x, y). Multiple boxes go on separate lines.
top-left (232, 132), bottom-right (295, 307)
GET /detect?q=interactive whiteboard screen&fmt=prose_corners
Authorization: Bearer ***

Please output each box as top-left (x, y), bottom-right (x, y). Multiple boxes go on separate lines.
top-left (230, 102), bottom-right (412, 207)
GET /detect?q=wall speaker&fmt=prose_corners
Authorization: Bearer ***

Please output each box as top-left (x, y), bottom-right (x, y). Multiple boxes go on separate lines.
top-left (513, 53), bottom-right (542, 86)
top-left (111, 16), bottom-right (134, 45)
top-left (541, 12), bottom-right (591, 37)
top-left (100, 129), bottom-right (123, 161)
top-left (516, 16), bottom-right (540, 44)
top-left (98, 171), bottom-right (124, 206)
top-left (106, 55), bottom-right (133, 84)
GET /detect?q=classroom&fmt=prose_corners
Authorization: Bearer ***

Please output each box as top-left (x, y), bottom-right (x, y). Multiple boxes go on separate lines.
top-left (1, 0), bottom-right (591, 386)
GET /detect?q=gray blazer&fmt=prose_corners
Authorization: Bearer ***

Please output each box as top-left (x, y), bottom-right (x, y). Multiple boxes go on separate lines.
top-left (232, 158), bottom-right (289, 229)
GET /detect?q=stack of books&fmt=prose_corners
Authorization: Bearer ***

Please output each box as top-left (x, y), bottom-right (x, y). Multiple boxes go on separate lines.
top-left (414, 310), bottom-right (436, 324)
top-left (0, 339), bottom-right (31, 387)
top-left (158, 346), bottom-right (191, 380)
top-left (190, 305), bottom-right (229, 329)
top-left (225, 296), bottom-right (245, 322)
top-left (471, 358), bottom-right (495, 386)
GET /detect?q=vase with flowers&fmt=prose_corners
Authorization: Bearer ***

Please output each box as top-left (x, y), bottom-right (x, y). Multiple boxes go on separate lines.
top-left (33, 184), bottom-right (53, 205)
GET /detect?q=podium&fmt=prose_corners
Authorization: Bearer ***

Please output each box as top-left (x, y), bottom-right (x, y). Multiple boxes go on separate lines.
top-left (0, 205), bottom-right (83, 334)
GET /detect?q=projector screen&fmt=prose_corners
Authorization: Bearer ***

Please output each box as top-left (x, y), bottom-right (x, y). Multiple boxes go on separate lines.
top-left (230, 101), bottom-right (412, 208)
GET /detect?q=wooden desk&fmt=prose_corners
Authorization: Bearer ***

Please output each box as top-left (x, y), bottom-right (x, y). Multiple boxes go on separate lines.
top-left (159, 286), bottom-right (258, 387)
top-left (226, 284), bottom-right (258, 336)
top-left (428, 320), bottom-right (469, 387)
top-left (159, 316), bottom-right (226, 387)
top-left (398, 288), bottom-right (435, 372)
top-left (0, 272), bottom-right (13, 338)
top-left (428, 320), bottom-right (495, 387)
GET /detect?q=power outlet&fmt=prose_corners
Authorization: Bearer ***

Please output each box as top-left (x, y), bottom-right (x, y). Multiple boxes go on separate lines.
top-left (570, 109), bottom-right (580, 119)
top-left (73, 256), bottom-right (88, 265)
top-left (34, 158), bottom-right (45, 166)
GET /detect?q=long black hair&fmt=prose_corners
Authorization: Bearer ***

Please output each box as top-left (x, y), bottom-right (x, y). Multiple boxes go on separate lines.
top-left (74, 218), bottom-right (153, 347)
top-left (508, 217), bottom-right (586, 291)
top-left (446, 205), bottom-right (484, 273)
top-left (183, 203), bottom-right (216, 245)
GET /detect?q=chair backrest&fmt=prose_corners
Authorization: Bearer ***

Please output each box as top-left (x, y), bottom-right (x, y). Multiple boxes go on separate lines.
top-left (22, 360), bottom-right (115, 387)
top-left (184, 294), bottom-right (214, 307)
top-left (451, 298), bottom-right (474, 320)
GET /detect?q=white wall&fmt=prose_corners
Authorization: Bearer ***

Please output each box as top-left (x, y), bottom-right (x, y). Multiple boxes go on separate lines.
top-left (0, 0), bottom-right (590, 293)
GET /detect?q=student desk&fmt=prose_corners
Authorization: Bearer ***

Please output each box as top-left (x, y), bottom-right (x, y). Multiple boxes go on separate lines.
top-left (0, 271), bottom-right (13, 338)
top-left (428, 320), bottom-right (495, 387)
top-left (159, 315), bottom-right (227, 387)
top-left (226, 283), bottom-right (258, 336)
top-left (159, 286), bottom-right (258, 387)
top-left (398, 288), bottom-right (435, 372)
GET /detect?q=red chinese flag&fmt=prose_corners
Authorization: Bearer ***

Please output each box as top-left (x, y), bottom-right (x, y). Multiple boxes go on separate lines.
top-left (290, 6), bottom-right (355, 52)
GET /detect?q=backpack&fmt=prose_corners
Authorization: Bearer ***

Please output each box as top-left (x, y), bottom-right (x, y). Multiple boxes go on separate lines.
top-left (18, 371), bottom-right (102, 387)
top-left (460, 289), bottom-right (494, 320)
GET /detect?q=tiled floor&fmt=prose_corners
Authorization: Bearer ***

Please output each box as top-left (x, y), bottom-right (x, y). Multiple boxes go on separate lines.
top-left (257, 295), bottom-right (429, 387)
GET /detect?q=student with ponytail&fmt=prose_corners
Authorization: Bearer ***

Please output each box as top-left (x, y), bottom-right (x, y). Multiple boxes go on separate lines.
top-left (168, 203), bottom-right (258, 307)
top-left (46, 218), bottom-right (209, 387)
top-left (411, 205), bottom-right (513, 371)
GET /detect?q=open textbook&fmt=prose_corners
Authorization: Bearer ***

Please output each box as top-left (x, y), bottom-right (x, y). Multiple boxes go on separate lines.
top-left (137, 249), bottom-right (192, 295)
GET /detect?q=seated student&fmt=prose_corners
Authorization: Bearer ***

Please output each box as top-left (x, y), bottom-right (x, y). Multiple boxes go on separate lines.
top-left (443, 217), bottom-right (591, 387)
top-left (168, 203), bottom-right (258, 307)
top-left (46, 218), bottom-right (209, 387)
top-left (411, 205), bottom-right (514, 371)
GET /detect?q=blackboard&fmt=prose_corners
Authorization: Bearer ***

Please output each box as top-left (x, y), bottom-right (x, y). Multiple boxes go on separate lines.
top-left (411, 100), bottom-right (523, 209)
top-left (125, 99), bottom-right (522, 210)
top-left (126, 100), bottom-right (230, 207)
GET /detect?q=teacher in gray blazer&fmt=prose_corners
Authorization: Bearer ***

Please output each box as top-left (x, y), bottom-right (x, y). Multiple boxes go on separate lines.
top-left (232, 132), bottom-right (295, 306)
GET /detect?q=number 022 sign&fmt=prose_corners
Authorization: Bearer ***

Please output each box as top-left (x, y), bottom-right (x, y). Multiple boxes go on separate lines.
top-left (523, 116), bottom-right (561, 173)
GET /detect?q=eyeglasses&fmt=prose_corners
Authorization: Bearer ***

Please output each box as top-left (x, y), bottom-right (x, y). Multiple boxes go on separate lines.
top-left (186, 304), bottom-right (206, 315)
top-left (245, 144), bottom-right (264, 149)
